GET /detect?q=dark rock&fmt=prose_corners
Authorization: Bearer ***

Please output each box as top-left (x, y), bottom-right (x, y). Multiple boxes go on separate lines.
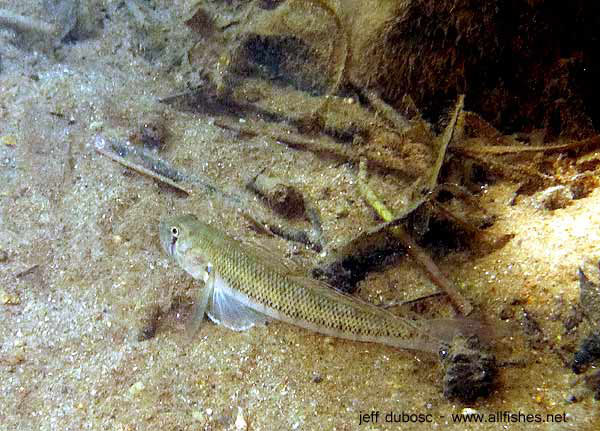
top-left (572, 332), bottom-right (600, 374)
top-left (441, 335), bottom-right (497, 402)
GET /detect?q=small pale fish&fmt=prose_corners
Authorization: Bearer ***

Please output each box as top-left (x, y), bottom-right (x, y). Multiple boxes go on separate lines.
top-left (159, 214), bottom-right (468, 353)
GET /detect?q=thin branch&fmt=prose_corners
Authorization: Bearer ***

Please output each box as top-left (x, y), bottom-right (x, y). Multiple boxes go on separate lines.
top-left (452, 135), bottom-right (600, 156)
top-left (0, 9), bottom-right (55, 37)
top-left (94, 137), bottom-right (192, 195)
top-left (364, 90), bottom-right (410, 131)
top-left (215, 119), bottom-right (415, 173)
top-left (428, 94), bottom-right (464, 191)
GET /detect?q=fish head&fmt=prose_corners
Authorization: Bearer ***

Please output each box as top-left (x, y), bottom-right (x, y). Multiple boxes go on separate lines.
top-left (159, 214), bottom-right (204, 258)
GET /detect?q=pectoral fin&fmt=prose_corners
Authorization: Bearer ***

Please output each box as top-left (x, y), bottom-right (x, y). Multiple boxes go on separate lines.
top-left (207, 272), bottom-right (267, 331)
top-left (185, 270), bottom-right (214, 335)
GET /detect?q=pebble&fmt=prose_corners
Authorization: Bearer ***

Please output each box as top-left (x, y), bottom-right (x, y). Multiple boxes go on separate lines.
top-left (0, 288), bottom-right (20, 305)
top-left (128, 381), bottom-right (145, 397)
top-left (534, 185), bottom-right (572, 210)
top-left (191, 410), bottom-right (205, 421)
top-left (1, 135), bottom-right (16, 147)
top-left (235, 408), bottom-right (247, 431)
top-left (89, 121), bottom-right (104, 132)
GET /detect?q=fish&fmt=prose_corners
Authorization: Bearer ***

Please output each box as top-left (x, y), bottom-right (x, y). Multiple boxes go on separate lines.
top-left (159, 214), bottom-right (470, 353)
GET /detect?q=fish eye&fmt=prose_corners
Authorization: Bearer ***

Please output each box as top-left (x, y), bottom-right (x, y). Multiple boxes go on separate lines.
top-left (171, 226), bottom-right (179, 238)
top-left (439, 346), bottom-right (449, 360)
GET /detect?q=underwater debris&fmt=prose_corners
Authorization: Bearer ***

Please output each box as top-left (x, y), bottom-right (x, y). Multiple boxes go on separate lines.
top-left (440, 335), bottom-right (497, 402)
top-left (264, 222), bottom-right (322, 252)
top-left (1, 136), bottom-right (17, 147)
top-left (362, 89), bottom-right (410, 131)
top-left (0, 1), bottom-right (99, 46)
top-left (349, 96), bottom-right (472, 315)
top-left (0, 288), bottom-right (20, 306)
top-left (571, 267), bottom-right (600, 374)
top-left (581, 370), bottom-right (600, 400)
top-left (572, 332), bottom-right (600, 375)
top-left (451, 134), bottom-right (600, 156)
top-left (15, 264), bottom-right (39, 279)
top-left (184, 4), bottom-right (218, 39)
top-left (234, 407), bottom-right (247, 431)
top-left (247, 172), bottom-right (306, 218)
top-left (129, 112), bottom-right (168, 152)
top-left (243, 195), bottom-right (324, 252)
top-left (0, 9), bottom-right (56, 39)
top-left (312, 96), bottom-right (487, 306)
top-left (577, 266), bottom-right (600, 325)
top-left (137, 304), bottom-right (163, 342)
top-left (357, 158), bottom-right (472, 316)
top-left (94, 134), bottom-right (325, 250)
top-left (450, 130), bottom-right (600, 195)
top-left (94, 136), bottom-right (192, 195)
top-left (215, 118), bottom-right (419, 174)
top-left (534, 185), bottom-right (572, 211)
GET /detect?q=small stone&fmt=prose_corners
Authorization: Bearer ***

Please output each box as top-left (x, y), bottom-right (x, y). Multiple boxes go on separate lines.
top-left (235, 407), bottom-right (247, 431)
top-left (248, 174), bottom-right (305, 218)
top-left (0, 288), bottom-right (20, 305)
top-left (128, 381), bottom-right (145, 397)
top-left (136, 304), bottom-right (162, 341)
top-left (535, 185), bottom-right (572, 210)
top-left (441, 335), bottom-right (497, 402)
top-left (89, 121), bottom-right (104, 132)
top-left (6, 352), bottom-right (25, 365)
top-left (192, 410), bottom-right (205, 421)
top-left (334, 203), bottom-right (350, 219)
top-left (1, 135), bottom-right (16, 147)
top-left (0, 250), bottom-right (9, 262)
top-left (130, 113), bottom-right (168, 151)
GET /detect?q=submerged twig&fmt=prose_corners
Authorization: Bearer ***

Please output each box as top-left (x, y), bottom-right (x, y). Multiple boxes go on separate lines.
top-left (246, 173), bottom-right (325, 251)
top-left (299, 0), bottom-right (349, 95)
top-left (364, 90), bottom-right (410, 131)
top-left (15, 264), bottom-right (39, 279)
top-left (452, 135), bottom-right (600, 156)
top-left (0, 9), bottom-right (55, 37)
top-left (358, 158), bottom-right (473, 316)
top-left (247, 173), bottom-right (306, 218)
top-left (428, 94), bottom-right (464, 192)
top-left (381, 291), bottom-right (445, 309)
top-left (94, 137), bottom-right (192, 195)
top-left (461, 151), bottom-right (553, 184)
top-left (215, 119), bottom-right (414, 173)
top-left (216, 119), bottom-right (353, 156)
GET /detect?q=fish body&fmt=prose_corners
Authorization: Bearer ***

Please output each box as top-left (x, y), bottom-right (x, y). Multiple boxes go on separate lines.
top-left (160, 214), bottom-right (447, 352)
